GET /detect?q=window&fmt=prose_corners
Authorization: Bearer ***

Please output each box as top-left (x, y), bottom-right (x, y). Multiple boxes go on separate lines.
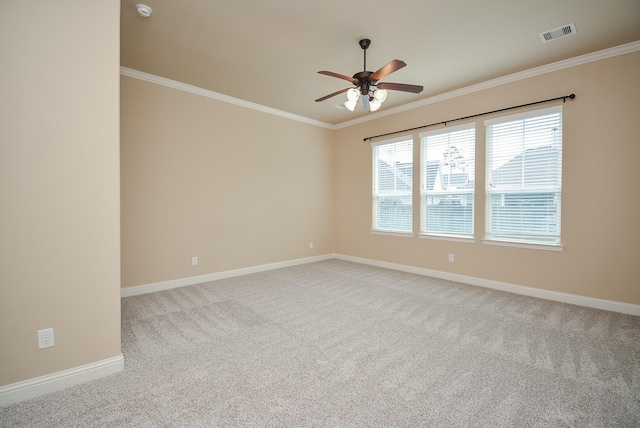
top-left (420, 124), bottom-right (475, 238)
top-left (372, 137), bottom-right (413, 233)
top-left (485, 106), bottom-right (562, 245)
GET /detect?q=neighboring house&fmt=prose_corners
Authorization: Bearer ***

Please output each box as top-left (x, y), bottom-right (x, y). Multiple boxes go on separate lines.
top-left (424, 160), bottom-right (440, 192)
top-left (424, 160), bottom-right (473, 207)
top-left (489, 145), bottom-right (561, 189)
top-left (376, 160), bottom-right (412, 231)
top-left (441, 172), bottom-right (472, 191)
top-left (422, 160), bottom-right (474, 235)
top-left (377, 160), bottom-right (412, 193)
top-left (488, 145), bottom-right (562, 239)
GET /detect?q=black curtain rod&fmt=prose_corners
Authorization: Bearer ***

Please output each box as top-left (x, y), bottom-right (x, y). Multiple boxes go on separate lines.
top-left (363, 93), bottom-right (576, 142)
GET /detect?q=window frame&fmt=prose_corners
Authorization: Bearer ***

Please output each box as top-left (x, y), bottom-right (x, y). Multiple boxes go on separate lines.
top-left (371, 135), bottom-right (414, 235)
top-left (419, 123), bottom-right (476, 242)
top-left (483, 105), bottom-right (564, 250)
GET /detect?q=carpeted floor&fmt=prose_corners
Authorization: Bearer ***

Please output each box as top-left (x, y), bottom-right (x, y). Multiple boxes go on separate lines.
top-left (2, 259), bottom-right (639, 427)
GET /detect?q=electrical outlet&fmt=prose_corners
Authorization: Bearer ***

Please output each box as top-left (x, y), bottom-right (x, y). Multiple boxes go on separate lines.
top-left (309, 242), bottom-right (314, 249)
top-left (38, 328), bottom-right (55, 349)
top-left (192, 256), bottom-right (198, 265)
top-left (448, 254), bottom-right (454, 263)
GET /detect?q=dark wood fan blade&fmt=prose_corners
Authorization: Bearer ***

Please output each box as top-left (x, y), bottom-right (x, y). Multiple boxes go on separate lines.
top-left (377, 82), bottom-right (423, 93)
top-left (370, 60), bottom-right (406, 81)
top-left (315, 87), bottom-right (350, 102)
top-left (318, 71), bottom-right (358, 84)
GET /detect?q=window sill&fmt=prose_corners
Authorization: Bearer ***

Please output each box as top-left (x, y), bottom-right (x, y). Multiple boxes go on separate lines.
top-left (370, 229), bottom-right (415, 238)
top-left (419, 234), bottom-right (476, 244)
top-left (482, 239), bottom-right (564, 251)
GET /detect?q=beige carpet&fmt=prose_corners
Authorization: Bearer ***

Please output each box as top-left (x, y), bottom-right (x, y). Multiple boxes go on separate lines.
top-left (2, 260), bottom-right (639, 427)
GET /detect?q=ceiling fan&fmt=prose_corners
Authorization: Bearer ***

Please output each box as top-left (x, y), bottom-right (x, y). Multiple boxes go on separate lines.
top-left (315, 38), bottom-right (423, 112)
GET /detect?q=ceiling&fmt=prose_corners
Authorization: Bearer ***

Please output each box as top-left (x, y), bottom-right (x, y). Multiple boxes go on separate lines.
top-left (120, 0), bottom-right (640, 126)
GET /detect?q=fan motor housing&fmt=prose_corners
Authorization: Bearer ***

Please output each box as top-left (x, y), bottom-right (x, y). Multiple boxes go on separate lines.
top-left (353, 71), bottom-right (376, 94)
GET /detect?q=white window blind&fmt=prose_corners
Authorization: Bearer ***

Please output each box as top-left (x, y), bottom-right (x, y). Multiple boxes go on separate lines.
top-left (372, 138), bottom-right (413, 233)
top-left (420, 124), bottom-right (475, 238)
top-left (485, 106), bottom-right (562, 244)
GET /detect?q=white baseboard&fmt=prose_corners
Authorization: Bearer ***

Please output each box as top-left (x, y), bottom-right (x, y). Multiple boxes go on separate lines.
top-left (121, 254), bottom-right (334, 297)
top-left (122, 252), bottom-right (639, 315)
top-left (0, 354), bottom-right (124, 407)
top-left (334, 254), bottom-right (640, 316)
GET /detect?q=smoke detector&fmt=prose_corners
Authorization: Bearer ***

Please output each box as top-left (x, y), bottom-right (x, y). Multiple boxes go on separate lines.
top-left (135, 4), bottom-right (153, 18)
top-left (540, 23), bottom-right (577, 43)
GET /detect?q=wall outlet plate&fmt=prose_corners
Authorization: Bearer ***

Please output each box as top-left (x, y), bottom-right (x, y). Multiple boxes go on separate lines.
top-left (38, 328), bottom-right (55, 349)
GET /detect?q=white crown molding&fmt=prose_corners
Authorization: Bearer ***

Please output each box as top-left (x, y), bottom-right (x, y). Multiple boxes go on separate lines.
top-left (334, 254), bottom-right (640, 316)
top-left (334, 40), bottom-right (640, 129)
top-left (121, 41), bottom-right (639, 130)
top-left (0, 354), bottom-right (124, 407)
top-left (119, 67), bottom-right (333, 129)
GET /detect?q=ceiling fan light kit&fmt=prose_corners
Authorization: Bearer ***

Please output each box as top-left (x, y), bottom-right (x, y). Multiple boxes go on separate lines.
top-left (316, 39), bottom-right (423, 113)
top-left (343, 87), bottom-right (389, 112)
top-left (344, 88), bottom-right (360, 111)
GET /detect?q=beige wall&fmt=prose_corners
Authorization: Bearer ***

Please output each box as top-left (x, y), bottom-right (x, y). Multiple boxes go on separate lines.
top-left (0, 1), bottom-right (121, 386)
top-left (122, 51), bottom-right (640, 306)
top-left (120, 77), bottom-right (334, 287)
top-left (333, 51), bottom-right (640, 305)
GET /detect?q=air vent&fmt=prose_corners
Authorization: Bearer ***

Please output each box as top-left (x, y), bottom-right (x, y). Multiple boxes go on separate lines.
top-left (540, 23), bottom-right (577, 43)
